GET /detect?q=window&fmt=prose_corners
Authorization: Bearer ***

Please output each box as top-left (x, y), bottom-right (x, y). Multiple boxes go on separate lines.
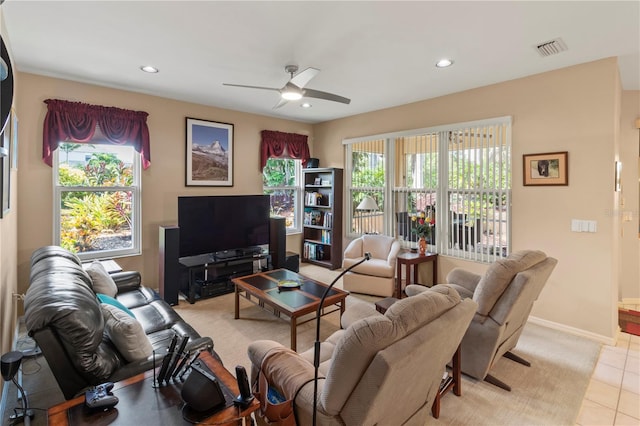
top-left (345, 117), bottom-right (511, 262)
top-left (263, 158), bottom-right (302, 233)
top-left (346, 139), bottom-right (386, 235)
top-left (53, 142), bottom-right (141, 260)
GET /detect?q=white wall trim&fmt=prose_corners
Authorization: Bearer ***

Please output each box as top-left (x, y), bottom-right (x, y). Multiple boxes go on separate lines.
top-left (620, 298), bottom-right (640, 306)
top-left (528, 316), bottom-right (615, 346)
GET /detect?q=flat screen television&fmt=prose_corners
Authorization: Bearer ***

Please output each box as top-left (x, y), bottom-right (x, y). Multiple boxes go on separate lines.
top-left (178, 195), bottom-right (270, 258)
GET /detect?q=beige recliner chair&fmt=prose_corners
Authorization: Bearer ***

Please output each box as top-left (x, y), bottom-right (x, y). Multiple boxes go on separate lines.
top-left (406, 249), bottom-right (557, 391)
top-left (342, 234), bottom-right (401, 297)
top-left (248, 285), bottom-right (477, 425)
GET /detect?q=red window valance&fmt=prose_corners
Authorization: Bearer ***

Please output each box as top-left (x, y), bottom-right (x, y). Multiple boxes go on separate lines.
top-left (43, 99), bottom-right (151, 169)
top-left (260, 130), bottom-right (310, 169)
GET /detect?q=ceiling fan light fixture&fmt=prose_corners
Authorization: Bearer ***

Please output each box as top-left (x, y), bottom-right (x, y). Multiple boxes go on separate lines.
top-left (435, 58), bottom-right (453, 68)
top-left (281, 89), bottom-right (302, 101)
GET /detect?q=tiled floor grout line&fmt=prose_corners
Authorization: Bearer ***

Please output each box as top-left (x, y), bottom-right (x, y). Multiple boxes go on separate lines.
top-left (578, 324), bottom-right (639, 426)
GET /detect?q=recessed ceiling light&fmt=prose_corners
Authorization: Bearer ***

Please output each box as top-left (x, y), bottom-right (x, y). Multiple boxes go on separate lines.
top-left (435, 59), bottom-right (453, 68)
top-left (140, 65), bottom-right (159, 73)
top-left (301, 103), bottom-right (312, 108)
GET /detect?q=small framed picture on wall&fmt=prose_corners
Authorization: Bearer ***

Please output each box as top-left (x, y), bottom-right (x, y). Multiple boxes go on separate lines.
top-left (523, 151), bottom-right (568, 186)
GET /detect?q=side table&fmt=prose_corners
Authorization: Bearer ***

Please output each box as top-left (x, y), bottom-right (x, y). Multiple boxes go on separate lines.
top-left (395, 252), bottom-right (438, 298)
top-left (47, 351), bottom-right (259, 426)
top-left (432, 345), bottom-right (461, 419)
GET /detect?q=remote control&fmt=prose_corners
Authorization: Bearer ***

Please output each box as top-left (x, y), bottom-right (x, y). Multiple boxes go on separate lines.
top-left (234, 365), bottom-right (254, 407)
top-left (85, 382), bottom-right (119, 409)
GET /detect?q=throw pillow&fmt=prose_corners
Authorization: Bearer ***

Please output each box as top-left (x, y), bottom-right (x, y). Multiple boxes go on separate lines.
top-left (96, 293), bottom-right (135, 318)
top-left (100, 303), bottom-right (153, 362)
top-left (86, 261), bottom-right (118, 297)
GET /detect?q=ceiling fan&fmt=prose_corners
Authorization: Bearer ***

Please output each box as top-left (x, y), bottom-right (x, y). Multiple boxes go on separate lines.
top-left (223, 65), bottom-right (351, 109)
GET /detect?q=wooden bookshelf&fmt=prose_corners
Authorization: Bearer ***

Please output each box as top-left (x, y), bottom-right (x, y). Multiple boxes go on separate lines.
top-left (301, 168), bottom-right (343, 269)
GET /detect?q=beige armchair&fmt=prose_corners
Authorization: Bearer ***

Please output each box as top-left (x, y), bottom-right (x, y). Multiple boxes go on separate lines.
top-left (405, 250), bottom-right (557, 391)
top-left (248, 285), bottom-right (477, 425)
top-left (342, 234), bottom-right (401, 297)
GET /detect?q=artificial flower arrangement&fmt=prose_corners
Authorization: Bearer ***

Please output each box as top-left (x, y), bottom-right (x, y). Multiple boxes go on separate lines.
top-left (411, 211), bottom-right (435, 239)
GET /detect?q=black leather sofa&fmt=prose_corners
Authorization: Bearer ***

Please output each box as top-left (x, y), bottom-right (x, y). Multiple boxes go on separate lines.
top-left (24, 246), bottom-right (216, 400)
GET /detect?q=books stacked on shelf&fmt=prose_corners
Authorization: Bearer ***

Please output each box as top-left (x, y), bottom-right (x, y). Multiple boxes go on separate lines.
top-left (303, 242), bottom-right (324, 261)
top-left (323, 212), bottom-right (333, 228)
top-left (304, 209), bottom-right (322, 226)
top-left (305, 192), bottom-right (323, 206)
top-left (321, 230), bottom-right (331, 244)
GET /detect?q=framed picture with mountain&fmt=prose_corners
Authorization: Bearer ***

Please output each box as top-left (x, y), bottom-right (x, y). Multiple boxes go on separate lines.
top-left (185, 117), bottom-right (234, 186)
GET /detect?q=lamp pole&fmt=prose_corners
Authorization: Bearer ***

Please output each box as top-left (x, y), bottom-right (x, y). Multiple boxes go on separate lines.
top-left (1, 351), bottom-right (32, 426)
top-left (312, 252), bottom-right (370, 425)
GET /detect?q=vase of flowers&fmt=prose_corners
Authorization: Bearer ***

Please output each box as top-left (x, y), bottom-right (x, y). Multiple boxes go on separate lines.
top-left (412, 211), bottom-right (435, 255)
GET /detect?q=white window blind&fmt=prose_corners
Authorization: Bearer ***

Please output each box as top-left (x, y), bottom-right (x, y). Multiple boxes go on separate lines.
top-left (344, 116), bottom-right (511, 262)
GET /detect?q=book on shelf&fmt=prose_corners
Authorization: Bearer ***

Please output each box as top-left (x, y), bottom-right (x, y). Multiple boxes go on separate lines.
top-left (323, 212), bottom-right (332, 228)
top-left (305, 191), bottom-right (324, 206)
top-left (303, 242), bottom-right (324, 261)
top-left (304, 209), bottom-right (322, 226)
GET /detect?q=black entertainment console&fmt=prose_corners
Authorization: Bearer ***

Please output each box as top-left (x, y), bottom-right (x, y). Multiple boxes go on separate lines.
top-left (179, 250), bottom-right (270, 304)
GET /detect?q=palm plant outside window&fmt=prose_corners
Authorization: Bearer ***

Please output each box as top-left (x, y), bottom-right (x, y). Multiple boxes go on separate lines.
top-left (53, 142), bottom-right (141, 260)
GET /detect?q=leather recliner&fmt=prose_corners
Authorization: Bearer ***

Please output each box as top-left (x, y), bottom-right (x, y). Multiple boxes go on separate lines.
top-left (24, 246), bottom-right (216, 399)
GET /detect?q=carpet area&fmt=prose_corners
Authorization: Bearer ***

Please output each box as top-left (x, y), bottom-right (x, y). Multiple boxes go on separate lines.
top-left (174, 265), bottom-right (602, 426)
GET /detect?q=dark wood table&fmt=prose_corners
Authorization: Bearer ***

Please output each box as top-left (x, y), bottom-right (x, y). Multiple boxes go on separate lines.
top-left (432, 345), bottom-right (461, 419)
top-left (233, 269), bottom-right (349, 351)
top-left (47, 351), bottom-right (258, 426)
top-left (395, 251), bottom-right (438, 298)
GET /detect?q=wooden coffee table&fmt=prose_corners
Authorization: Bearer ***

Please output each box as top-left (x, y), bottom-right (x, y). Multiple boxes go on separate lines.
top-left (233, 269), bottom-right (349, 351)
top-left (47, 351), bottom-right (258, 426)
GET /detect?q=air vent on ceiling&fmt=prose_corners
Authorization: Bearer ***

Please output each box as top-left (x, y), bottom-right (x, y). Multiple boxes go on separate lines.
top-left (536, 38), bottom-right (568, 57)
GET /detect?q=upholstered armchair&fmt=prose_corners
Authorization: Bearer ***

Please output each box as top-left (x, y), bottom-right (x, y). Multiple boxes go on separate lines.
top-left (405, 250), bottom-right (557, 391)
top-left (248, 285), bottom-right (477, 425)
top-left (342, 234), bottom-right (401, 297)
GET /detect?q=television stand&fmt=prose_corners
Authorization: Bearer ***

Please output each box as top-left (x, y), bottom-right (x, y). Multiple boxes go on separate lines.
top-left (179, 252), bottom-right (270, 304)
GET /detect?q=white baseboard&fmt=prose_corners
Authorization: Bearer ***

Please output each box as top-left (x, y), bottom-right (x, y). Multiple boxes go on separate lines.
top-left (528, 316), bottom-right (615, 346)
top-left (620, 297), bottom-right (640, 306)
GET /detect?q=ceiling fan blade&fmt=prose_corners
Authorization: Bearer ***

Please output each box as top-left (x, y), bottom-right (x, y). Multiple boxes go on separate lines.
top-left (223, 83), bottom-right (280, 92)
top-left (303, 88), bottom-right (351, 105)
top-left (289, 67), bottom-right (319, 89)
top-left (273, 97), bottom-right (289, 109)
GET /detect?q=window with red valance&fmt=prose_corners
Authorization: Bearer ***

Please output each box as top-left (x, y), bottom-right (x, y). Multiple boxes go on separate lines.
top-left (42, 99), bottom-right (151, 169)
top-left (260, 130), bottom-right (310, 169)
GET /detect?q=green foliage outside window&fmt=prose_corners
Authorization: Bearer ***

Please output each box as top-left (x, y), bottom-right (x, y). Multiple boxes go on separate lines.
top-left (59, 152), bottom-right (133, 253)
top-left (263, 158), bottom-right (299, 229)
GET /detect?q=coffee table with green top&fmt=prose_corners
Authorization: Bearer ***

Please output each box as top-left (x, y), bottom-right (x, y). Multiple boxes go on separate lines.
top-left (232, 268), bottom-right (349, 351)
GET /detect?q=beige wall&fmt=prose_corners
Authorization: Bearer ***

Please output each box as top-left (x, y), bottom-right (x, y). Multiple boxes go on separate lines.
top-left (619, 91), bottom-right (640, 300)
top-left (14, 72), bottom-right (311, 298)
top-left (315, 58), bottom-right (626, 340)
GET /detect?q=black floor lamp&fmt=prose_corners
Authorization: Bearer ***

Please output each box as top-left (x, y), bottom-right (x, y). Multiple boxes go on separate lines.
top-left (1, 351), bottom-right (33, 425)
top-left (312, 252), bottom-right (370, 426)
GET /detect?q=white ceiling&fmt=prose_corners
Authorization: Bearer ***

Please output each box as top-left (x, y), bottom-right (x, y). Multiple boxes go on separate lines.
top-left (2, 1), bottom-right (639, 124)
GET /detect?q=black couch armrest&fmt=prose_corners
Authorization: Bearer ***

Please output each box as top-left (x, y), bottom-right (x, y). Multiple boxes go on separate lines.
top-left (111, 271), bottom-right (142, 293)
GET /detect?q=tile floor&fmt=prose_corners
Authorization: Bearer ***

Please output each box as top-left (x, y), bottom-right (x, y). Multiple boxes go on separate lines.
top-left (576, 304), bottom-right (640, 426)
